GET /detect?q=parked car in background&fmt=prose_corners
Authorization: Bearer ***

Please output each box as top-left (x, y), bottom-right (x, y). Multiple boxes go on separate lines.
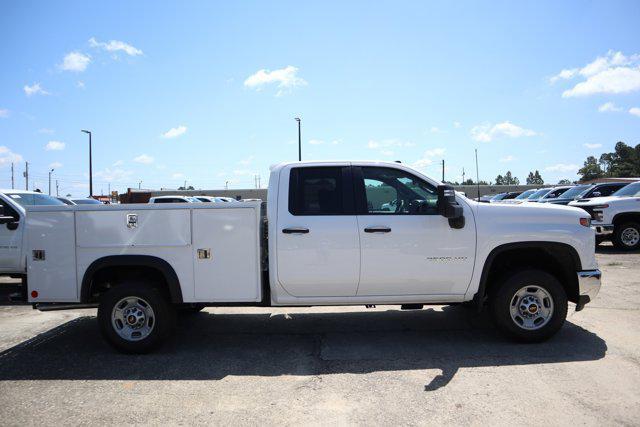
top-left (541, 182), bottom-right (629, 205)
top-left (536, 186), bottom-right (571, 202)
top-left (487, 192), bottom-right (508, 203)
top-left (195, 196), bottom-right (237, 203)
top-left (491, 191), bottom-right (522, 203)
top-left (569, 181), bottom-right (640, 250)
top-left (523, 188), bottom-right (553, 202)
top-left (57, 197), bottom-right (77, 205)
top-left (71, 198), bottom-right (104, 205)
top-left (502, 189), bottom-right (538, 204)
top-left (477, 194), bottom-right (497, 203)
top-left (148, 196), bottom-right (203, 204)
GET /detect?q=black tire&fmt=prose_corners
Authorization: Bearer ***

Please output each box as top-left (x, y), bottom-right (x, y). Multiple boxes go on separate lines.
top-left (98, 282), bottom-right (176, 354)
top-left (490, 270), bottom-right (568, 343)
top-left (612, 222), bottom-right (640, 251)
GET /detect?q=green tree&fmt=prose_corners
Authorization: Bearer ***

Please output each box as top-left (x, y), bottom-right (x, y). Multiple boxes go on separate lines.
top-left (557, 179), bottom-right (572, 185)
top-left (526, 170), bottom-right (544, 185)
top-left (577, 156), bottom-right (604, 182)
top-left (503, 171), bottom-right (519, 185)
top-left (495, 174), bottom-right (504, 185)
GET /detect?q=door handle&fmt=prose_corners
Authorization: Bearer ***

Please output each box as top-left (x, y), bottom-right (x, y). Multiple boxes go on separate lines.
top-left (364, 226), bottom-right (391, 233)
top-left (282, 227), bottom-right (310, 234)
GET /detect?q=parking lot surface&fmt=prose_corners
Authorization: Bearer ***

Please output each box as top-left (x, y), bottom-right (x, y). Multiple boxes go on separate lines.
top-left (0, 246), bottom-right (638, 425)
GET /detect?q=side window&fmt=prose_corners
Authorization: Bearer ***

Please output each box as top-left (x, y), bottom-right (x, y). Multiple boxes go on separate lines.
top-left (289, 167), bottom-right (347, 215)
top-left (599, 186), bottom-right (619, 197)
top-left (0, 200), bottom-right (19, 219)
top-left (360, 167), bottom-right (438, 215)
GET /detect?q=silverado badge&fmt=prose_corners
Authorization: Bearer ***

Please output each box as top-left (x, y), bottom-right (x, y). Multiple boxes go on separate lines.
top-left (126, 213), bottom-right (138, 229)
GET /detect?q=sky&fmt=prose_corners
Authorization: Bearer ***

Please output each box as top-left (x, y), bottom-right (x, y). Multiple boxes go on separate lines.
top-left (1, 0), bottom-right (640, 197)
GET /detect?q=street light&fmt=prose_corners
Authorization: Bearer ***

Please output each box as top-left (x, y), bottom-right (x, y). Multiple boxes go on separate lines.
top-left (48, 168), bottom-right (54, 195)
top-left (81, 130), bottom-right (93, 197)
top-left (295, 117), bottom-right (301, 161)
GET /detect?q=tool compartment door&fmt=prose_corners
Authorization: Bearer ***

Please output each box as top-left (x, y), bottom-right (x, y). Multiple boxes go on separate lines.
top-left (192, 206), bottom-right (262, 302)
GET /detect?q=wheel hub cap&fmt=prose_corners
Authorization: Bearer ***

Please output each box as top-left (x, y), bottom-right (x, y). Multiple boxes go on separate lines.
top-left (510, 286), bottom-right (554, 330)
top-left (111, 297), bottom-right (155, 342)
top-left (621, 228), bottom-right (640, 247)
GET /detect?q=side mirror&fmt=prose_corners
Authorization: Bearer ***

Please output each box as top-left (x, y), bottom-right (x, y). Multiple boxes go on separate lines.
top-left (437, 185), bottom-right (465, 229)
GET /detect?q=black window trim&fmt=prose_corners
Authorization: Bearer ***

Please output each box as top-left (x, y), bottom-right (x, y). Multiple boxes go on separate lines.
top-left (353, 166), bottom-right (438, 216)
top-left (288, 166), bottom-right (355, 216)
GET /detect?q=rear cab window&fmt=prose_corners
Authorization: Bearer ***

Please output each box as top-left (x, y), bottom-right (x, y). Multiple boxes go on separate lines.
top-left (288, 167), bottom-right (353, 215)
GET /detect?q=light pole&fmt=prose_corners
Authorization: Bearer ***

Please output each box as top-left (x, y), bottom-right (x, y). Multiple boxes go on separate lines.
top-left (81, 130), bottom-right (93, 197)
top-left (48, 168), bottom-right (54, 195)
top-left (295, 117), bottom-right (301, 161)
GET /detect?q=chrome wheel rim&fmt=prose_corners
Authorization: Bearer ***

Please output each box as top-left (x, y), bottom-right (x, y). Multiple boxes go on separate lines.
top-left (111, 297), bottom-right (155, 341)
top-left (621, 227), bottom-right (640, 247)
top-left (509, 285), bottom-right (554, 330)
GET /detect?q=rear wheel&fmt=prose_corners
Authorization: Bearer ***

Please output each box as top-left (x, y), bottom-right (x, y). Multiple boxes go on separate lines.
top-left (490, 270), bottom-right (567, 342)
top-left (98, 282), bottom-right (176, 353)
top-left (612, 222), bottom-right (640, 251)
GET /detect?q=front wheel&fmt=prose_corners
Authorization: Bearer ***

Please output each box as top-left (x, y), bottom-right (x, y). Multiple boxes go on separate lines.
top-left (490, 270), bottom-right (567, 342)
top-left (612, 222), bottom-right (640, 251)
top-left (98, 282), bottom-right (176, 353)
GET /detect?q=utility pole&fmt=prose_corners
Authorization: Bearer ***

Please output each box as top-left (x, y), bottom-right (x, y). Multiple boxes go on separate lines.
top-left (462, 168), bottom-right (465, 184)
top-left (56, 180), bottom-right (59, 197)
top-left (258, 175), bottom-right (261, 189)
top-left (11, 163), bottom-right (14, 189)
top-left (81, 130), bottom-right (93, 197)
top-left (23, 162), bottom-right (29, 190)
top-left (441, 159), bottom-right (445, 182)
top-left (225, 181), bottom-right (229, 190)
top-left (138, 181), bottom-right (142, 189)
top-left (48, 168), bottom-right (54, 195)
top-left (295, 117), bottom-right (301, 161)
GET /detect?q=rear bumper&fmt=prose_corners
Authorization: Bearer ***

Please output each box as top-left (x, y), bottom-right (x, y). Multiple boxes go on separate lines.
top-left (592, 224), bottom-right (614, 236)
top-left (576, 269), bottom-right (601, 311)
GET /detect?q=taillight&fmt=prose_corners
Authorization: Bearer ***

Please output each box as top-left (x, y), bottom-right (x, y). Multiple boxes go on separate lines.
top-left (580, 218), bottom-right (591, 227)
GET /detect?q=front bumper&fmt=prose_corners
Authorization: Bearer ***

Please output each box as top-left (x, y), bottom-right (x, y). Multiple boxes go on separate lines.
top-left (576, 269), bottom-right (601, 311)
top-left (591, 224), bottom-right (614, 236)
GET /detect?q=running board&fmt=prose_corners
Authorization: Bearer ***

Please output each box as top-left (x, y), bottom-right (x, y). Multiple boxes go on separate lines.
top-left (35, 303), bottom-right (98, 312)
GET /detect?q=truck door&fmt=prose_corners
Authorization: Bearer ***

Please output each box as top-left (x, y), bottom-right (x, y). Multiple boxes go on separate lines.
top-left (353, 166), bottom-right (475, 296)
top-left (0, 196), bottom-right (23, 274)
top-left (276, 165), bottom-right (360, 297)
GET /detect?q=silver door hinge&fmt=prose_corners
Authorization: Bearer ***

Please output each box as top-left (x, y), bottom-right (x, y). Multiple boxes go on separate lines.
top-left (197, 249), bottom-right (212, 260)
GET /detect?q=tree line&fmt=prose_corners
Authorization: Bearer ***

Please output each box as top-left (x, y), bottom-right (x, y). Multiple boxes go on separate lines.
top-left (578, 142), bottom-right (640, 182)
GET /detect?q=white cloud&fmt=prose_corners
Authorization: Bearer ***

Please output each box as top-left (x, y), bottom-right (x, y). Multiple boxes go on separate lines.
top-left (453, 121), bottom-right (462, 128)
top-left (630, 107), bottom-right (640, 117)
top-left (0, 146), bottom-right (23, 166)
top-left (545, 163), bottom-right (579, 173)
top-left (172, 173), bottom-right (185, 179)
top-left (244, 65), bottom-right (307, 95)
top-left (380, 150), bottom-right (395, 157)
top-left (161, 125), bottom-right (187, 139)
top-left (412, 148), bottom-right (446, 171)
top-left (470, 121), bottom-right (537, 142)
top-left (59, 51), bottom-right (91, 72)
top-left (584, 143), bottom-right (602, 149)
top-left (0, 109), bottom-right (9, 118)
top-left (308, 139), bottom-right (324, 145)
top-left (95, 167), bottom-right (133, 182)
top-left (553, 51), bottom-right (640, 97)
top-left (24, 82), bottom-right (49, 96)
top-left (499, 155), bottom-right (515, 162)
top-left (89, 37), bottom-right (143, 56)
top-left (38, 128), bottom-right (55, 134)
top-left (598, 102), bottom-right (622, 112)
top-left (45, 140), bottom-right (65, 151)
top-left (429, 126), bottom-right (442, 133)
top-left (134, 154), bottom-right (154, 164)
top-left (113, 159), bottom-right (124, 167)
top-left (49, 162), bottom-right (63, 169)
top-left (77, 81), bottom-right (85, 89)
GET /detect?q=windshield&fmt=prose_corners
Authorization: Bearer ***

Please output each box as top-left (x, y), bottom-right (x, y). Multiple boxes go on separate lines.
top-left (187, 197), bottom-right (203, 203)
top-left (490, 193), bottom-right (507, 201)
top-left (515, 189), bottom-right (537, 199)
top-left (6, 193), bottom-right (66, 207)
top-left (611, 182), bottom-right (640, 197)
top-left (72, 198), bottom-right (103, 205)
top-left (558, 185), bottom-right (590, 199)
top-left (527, 189), bottom-right (551, 200)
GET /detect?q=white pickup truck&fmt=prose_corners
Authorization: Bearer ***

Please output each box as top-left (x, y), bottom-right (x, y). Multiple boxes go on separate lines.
top-left (18, 161), bottom-right (601, 353)
top-left (569, 181), bottom-right (640, 250)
